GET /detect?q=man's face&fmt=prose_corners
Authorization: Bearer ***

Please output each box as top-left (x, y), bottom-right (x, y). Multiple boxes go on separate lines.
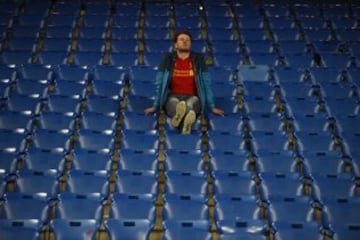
top-left (175, 33), bottom-right (191, 52)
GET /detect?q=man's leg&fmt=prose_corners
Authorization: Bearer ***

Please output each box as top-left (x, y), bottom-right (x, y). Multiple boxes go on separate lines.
top-left (182, 96), bottom-right (200, 134)
top-left (166, 95), bottom-right (186, 128)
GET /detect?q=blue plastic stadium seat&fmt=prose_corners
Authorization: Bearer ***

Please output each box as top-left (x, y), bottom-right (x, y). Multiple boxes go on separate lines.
top-left (208, 131), bottom-right (245, 152)
top-left (0, 219), bottom-right (42, 240)
top-left (165, 132), bottom-right (202, 151)
top-left (47, 15), bottom-right (76, 27)
top-left (54, 64), bottom-right (89, 83)
top-left (17, 14), bottom-right (44, 27)
top-left (146, 39), bottom-right (172, 53)
top-left (217, 219), bottom-right (267, 240)
top-left (285, 97), bottom-right (326, 116)
top-left (255, 150), bottom-right (298, 173)
top-left (0, 129), bottom-right (27, 152)
top-left (7, 37), bottom-right (36, 51)
top-left (122, 112), bottom-right (157, 131)
top-left (212, 170), bottom-right (256, 196)
top-left (14, 80), bottom-right (49, 96)
top-left (302, 151), bottom-right (343, 175)
top-left (129, 66), bottom-right (157, 83)
top-left (284, 54), bottom-right (313, 68)
top-left (165, 150), bottom-right (203, 172)
top-left (163, 193), bottom-right (208, 220)
top-left (280, 82), bottom-right (316, 99)
top-left (31, 128), bottom-right (72, 151)
top-left (112, 15), bottom-right (139, 28)
top-left (295, 131), bottom-right (337, 153)
top-left (109, 53), bottom-right (137, 67)
top-left (249, 53), bottom-right (279, 67)
top-left (41, 38), bottom-right (70, 52)
top-left (77, 129), bottom-right (115, 152)
top-left (78, 26), bottom-right (106, 39)
top-left (214, 53), bottom-right (242, 68)
top-left (121, 129), bottom-right (159, 150)
top-left (0, 151), bottom-right (18, 173)
top-left (319, 82), bottom-right (356, 99)
top-left (45, 26), bottom-right (72, 38)
top-left (165, 171), bottom-right (207, 195)
top-left (23, 147), bottom-right (66, 171)
top-left (14, 169), bottom-right (59, 195)
top-left (80, 111), bottom-right (117, 132)
top-left (267, 195), bottom-right (316, 223)
top-left (52, 81), bottom-right (87, 98)
top-left (0, 111), bottom-right (33, 132)
top-left (73, 51), bottom-right (103, 66)
top-left (207, 113), bottom-right (244, 134)
top-left (125, 95), bottom-right (156, 113)
top-left (312, 173), bottom-right (355, 199)
top-left (105, 219), bottom-right (152, 240)
top-left (209, 149), bottom-right (249, 172)
top-left (325, 97), bottom-right (358, 118)
top-left (85, 95), bottom-right (121, 115)
top-left (89, 80), bottom-right (121, 99)
top-left (115, 170), bottom-right (158, 194)
top-left (322, 197), bottom-right (360, 226)
top-left (111, 27), bottom-right (137, 39)
top-left (93, 65), bottom-right (127, 83)
top-left (215, 194), bottom-right (261, 221)
top-left (84, 3), bottom-right (111, 15)
top-left (55, 192), bottom-right (104, 220)
top-left (2, 192), bottom-right (49, 221)
top-left (211, 40), bottom-right (240, 54)
top-left (66, 170), bottom-right (110, 195)
top-left (130, 81), bottom-right (156, 97)
top-left (71, 149), bottom-right (112, 171)
top-left (243, 40), bottom-right (274, 55)
top-left (144, 27), bottom-right (171, 40)
top-left (336, 116), bottom-right (360, 134)
top-left (1, 51), bottom-right (32, 65)
top-left (145, 16), bottom-right (170, 28)
top-left (291, 114), bottom-right (331, 133)
top-left (251, 131), bottom-right (289, 152)
top-left (111, 38), bottom-right (139, 54)
top-left (77, 39), bottom-right (104, 52)
top-left (331, 224), bottom-right (360, 240)
top-left (259, 172), bottom-right (305, 198)
top-left (110, 193), bottom-right (156, 220)
top-left (273, 28), bottom-right (300, 41)
top-left (272, 222), bottom-right (322, 240)
top-left (82, 14), bottom-right (108, 28)
top-left (208, 28), bottom-right (236, 41)
top-left (248, 112), bottom-right (283, 132)
top-left (5, 94), bottom-right (43, 114)
top-left (37, 112), bottom-right (75, 131)
top-left (50, 219), bottom-right (99, 240)
top-left (119, 149), bottom-right (157, 171)
top-left (163, 220), bottom-right (212, 240)
top-left (37, 51), bottom-right (67, 65)
top-left (143, 53), bottom-right (165, 67)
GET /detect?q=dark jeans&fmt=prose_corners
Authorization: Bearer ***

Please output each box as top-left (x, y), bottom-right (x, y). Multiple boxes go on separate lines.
top-left (165, 94), bottom-right (201, 118)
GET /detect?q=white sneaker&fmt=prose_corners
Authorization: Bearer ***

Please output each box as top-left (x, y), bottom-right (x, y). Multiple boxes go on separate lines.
top-left (182, 110), bottom-right (196, 134)
top-left (171, 101), bottom-right (186, 128)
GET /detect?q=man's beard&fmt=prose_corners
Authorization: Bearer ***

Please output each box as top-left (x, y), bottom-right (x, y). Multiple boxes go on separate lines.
top-left (177, 48), bottom-right (190, 53)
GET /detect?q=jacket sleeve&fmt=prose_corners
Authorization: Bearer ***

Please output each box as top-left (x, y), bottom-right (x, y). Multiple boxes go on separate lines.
top-left (152, 53), bottom-right (170, 109)
top-left (199, 55), bottom-right (216, 112)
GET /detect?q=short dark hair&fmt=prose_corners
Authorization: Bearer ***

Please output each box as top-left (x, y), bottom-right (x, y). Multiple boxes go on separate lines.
top-left (173, 30), bottom-right (193, 42)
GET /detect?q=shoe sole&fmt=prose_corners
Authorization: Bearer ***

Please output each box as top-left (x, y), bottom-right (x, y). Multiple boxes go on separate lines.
top-left (182, 110), bottom-right (196, 134)
top-left (171, 101), bottom-right (186, 128)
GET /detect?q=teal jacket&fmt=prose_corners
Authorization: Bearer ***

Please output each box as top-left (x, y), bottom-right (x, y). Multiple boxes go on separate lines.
top-left (152, 51), bottom-right (215, 114)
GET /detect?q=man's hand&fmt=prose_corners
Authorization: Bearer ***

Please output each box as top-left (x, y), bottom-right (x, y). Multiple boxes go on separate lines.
top-left (144, 107), bottom-right (156, 115)
top-left (212, 108), bottom-right (224, 116)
